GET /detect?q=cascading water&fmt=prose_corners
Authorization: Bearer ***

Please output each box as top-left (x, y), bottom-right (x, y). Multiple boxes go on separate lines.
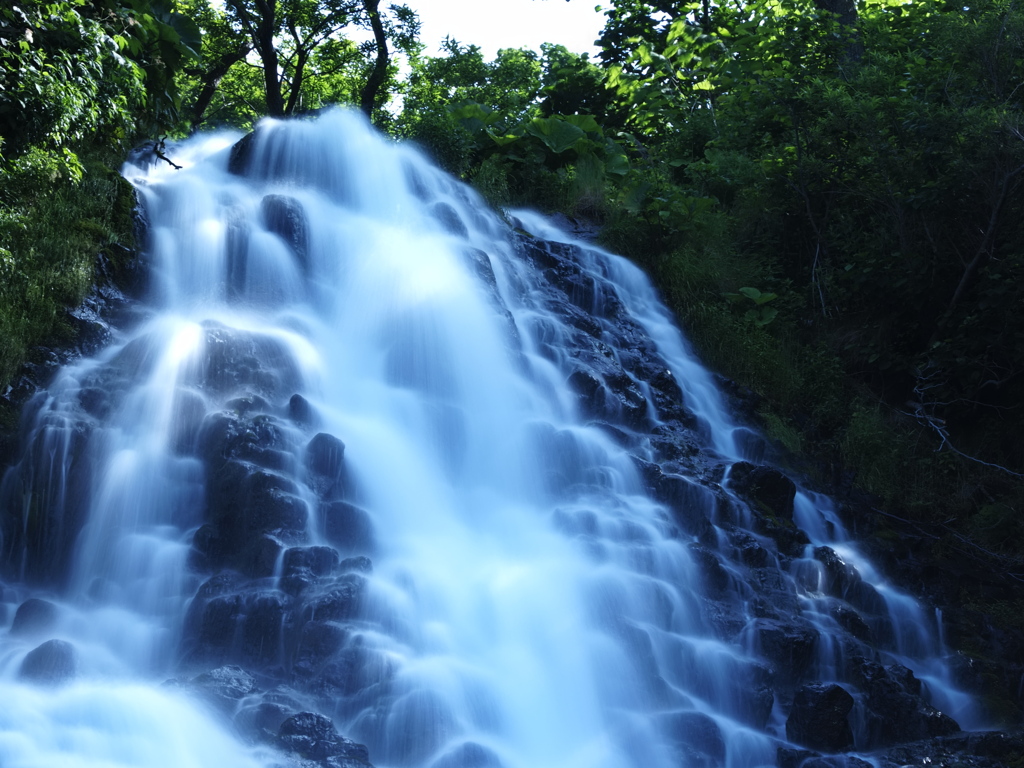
top-left (0, 109), bottom-right (983, 768)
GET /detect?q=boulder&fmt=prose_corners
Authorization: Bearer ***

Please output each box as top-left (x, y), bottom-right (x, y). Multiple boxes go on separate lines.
top-left (848, 658), bottom-right (960, 747)
top-left (786, 683), bottom-right (855, 753)
top-left (277, 712), bottom-right (371, 764)
top-left (752, 618), bottom-right (818, 684)
top-left (261, 194), bottom-right (309, 273)
top-left (19, 638), bottom-right (77, 684)
top-left (305, 433), bottom-right (346, 499)
top-left (728, 462), bottom-right (796, 519)
top-left (191, 664), bottom-right (258, 711)
top-left (430, 741), bottom-right (503, 768)
top-left (323, 501), bottom-right (375, 554)
top-left (659, 710), bottom-right (726, 768)
top-left (10, 598), bottom-right (59, 637)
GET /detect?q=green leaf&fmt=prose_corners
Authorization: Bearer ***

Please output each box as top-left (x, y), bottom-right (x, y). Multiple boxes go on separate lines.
top-left (525, 116), bottom-right (586, 153)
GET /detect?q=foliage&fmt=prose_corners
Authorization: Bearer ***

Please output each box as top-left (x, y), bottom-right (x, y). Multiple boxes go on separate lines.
top-left (180, 0), bottom-right (419, 127)
top-left (0, 0), bottom-right (199, 167)
top-left (592, 0), bottom-right (1024, 539)
top-left (0, 152), bottom-right (137, 387)
top-left (397, 41), bottom-right (629, 213)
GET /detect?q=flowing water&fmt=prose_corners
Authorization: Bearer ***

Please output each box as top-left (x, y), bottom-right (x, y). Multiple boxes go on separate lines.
top-left (0, 110), bottom-right (982, 768)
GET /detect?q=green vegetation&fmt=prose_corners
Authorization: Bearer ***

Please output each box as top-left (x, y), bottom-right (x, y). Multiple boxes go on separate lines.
top-left (1, 0), bottom-right (198, 388)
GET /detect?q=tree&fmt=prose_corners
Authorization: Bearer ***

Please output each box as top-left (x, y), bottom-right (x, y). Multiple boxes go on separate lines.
top-left (195, 0), bottom-right (417, 122)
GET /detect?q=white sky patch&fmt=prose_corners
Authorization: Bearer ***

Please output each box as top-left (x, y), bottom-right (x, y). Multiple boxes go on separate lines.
top-left (406, 0), bottom-right (609, 59)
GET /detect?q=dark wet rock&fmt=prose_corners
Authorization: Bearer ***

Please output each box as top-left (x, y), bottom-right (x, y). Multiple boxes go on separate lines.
top-left (813, 547), bottom-right (859, 598)
top-left (635, 463), bottom-right (716, 544)
top-left (240, 593), bottom-right (287, 667)
top-left (786, 683), bottom-right (855, 753)
top-left (281, 546), bottom-right (340, 594)
top-left (432, 202), bottom-right (468, 238)
top-left (752, 512), bottom-right (810, 561)
top-left (305, 433), bottom-right (346, 498)
top-left (303, 575), bottom-right (364, 624)
top-left (689, 544), bottom-right (731, 595)
top-left (170, 389), bottom-right (207, 454)
top-left (777, 748), bottom-right (872, 768)
top-left (875, 730), bottom-right (1024, 768)
top-left (277, 712), bottom-right (371, 765)
top-left (462, 248), bottom-right (497, 289)
top-left (338, 556), bottom-right (372, 573)
top-left (200, 324), bottom-right (302, 401)
top-left (728, 462), bottom-right (796, 519)
top-left (236, 686), bottom-right (304, 742)
top-left (312, 643), bottom-right (395, 700)
top-left (736, 535), bottom-right (771, 568)
top-left (284, 546), bottom-right (340, 577)
top-left (226, 207), bottom-right (251, 302)
top-left (19, 638), bottom-right (77, 684)
top-left (0, 413), bottom-right (93, 586)
top-left (243, 534), bottom-right (286, 579)
top-left (10, 598), bottom-right (59, 637)
top-left (829, 602), bottom-right (873, 643)
top-left (322, 501), bottom-right (375, 554)
top-left (207, 464), bottom-right (308, 557)
top-left (429, 741), bottom-right (503, 768)
top-left (189, 594), bottom-right (245, 662)
top-left (848, 658), bottom-right (960, 748)
top-left (261, 195), bottom-right (309, 273)
top-left (293, 620), bottom-right (348, 679)
top-left (191, 664), bottom-right (258, 711)
top-left (199, 410), bottom-right (293, 474)
top-left (659, 710), bottom-right (726, 768)
top-left (288, 393), bottom-right (317, 427)
top-left (753, 618), bottom-right (818, 684)
top-left (228, 132), bottom-right (255, 176)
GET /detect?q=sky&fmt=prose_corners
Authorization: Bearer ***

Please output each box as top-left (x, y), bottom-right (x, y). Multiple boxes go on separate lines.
top-left (406, 0), bottom-right (609, 60)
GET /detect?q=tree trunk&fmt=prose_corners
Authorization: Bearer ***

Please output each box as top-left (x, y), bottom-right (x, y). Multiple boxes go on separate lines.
top-left (189, 45), bottom-right (252, 131)
top-left (359, 0), bottom-right (389, 119)
top-left (811, 0), bottom-right (863, 63)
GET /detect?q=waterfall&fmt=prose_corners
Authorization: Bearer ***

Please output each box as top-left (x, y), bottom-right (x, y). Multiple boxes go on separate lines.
top-left (0, 109), bottom-right (981, 768)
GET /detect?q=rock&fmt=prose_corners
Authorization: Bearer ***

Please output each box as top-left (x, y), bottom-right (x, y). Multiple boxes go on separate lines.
top-left (430, 741), bottom-right (503, 768)
top-left (191, 664), bottom-right (258, 711)
top-left (638, 466), bottom-right (715, 543)
top-left (848, 658), bottom-right (960, 748)
top-left (277, 712), bottom-right (371, 764)
top-left (303, 575), bottom-right (364, 624)
top-left (752, 618), bottom-right (818, 684)
top-left (786, 683), bottom-right (855, 753)
top-left (289, 393), bottom-right (318, 427)
top-left (284, 546), bottom-right (340, 577)
top-left (688, 544), bottom-right (732, 595)
top-left (240, 593), bottom-right (287, 667)
top-left (432, 202), bottom-right (468, 238)
top-left (812, 547), bottom-right (859, 598)
top-left (778, 748), bottom-right (873, 768)
top-left (19, 638), bottom-right (77, 684)
top-left (728, 462), bottom-right (796, 519)
top-left (10, 598), bottom-right (59, 637)
top-left (305, 433), bottom-right (346, 498)
top-left (659, 710), bottom-right (726, 768)
top-left (200, 324), bottom-right (301, 400)
top-left (322, 501), bottom-right (375, 553)
top-left (227, 132), bottom-right (255, 176)
top-left (281, 546), bottom-right (340, 594)
top-left (261, 195), bottom-right (309, 273)
top-left (293, 621), bottom-right (348, 680)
